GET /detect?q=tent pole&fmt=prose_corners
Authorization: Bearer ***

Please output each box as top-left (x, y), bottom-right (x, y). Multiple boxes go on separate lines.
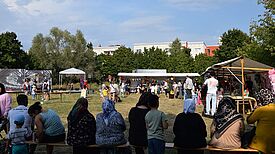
top-left (226, 68), bottom-right (243, 84)
top-left (59, 75), bottom-right (60, 90)
top-left (61, 75), bottom-right (62, 90)
top-left (241, 58), bottom-right (245, 115)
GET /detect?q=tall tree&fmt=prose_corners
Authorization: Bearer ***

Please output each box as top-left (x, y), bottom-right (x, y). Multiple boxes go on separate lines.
top-left (29, 27), bottom-right (96, 83)
top-left (169, 38), bottom-right (181, 55)
top-left (193, 53), bottom-right (217, 74)
top-left (168, 38), bottom-right (193, 72)
top-left (108, 46), bottom-right (135, 76)
top-left (214, 29), bottom-right (251, 62)
top-left (0, 32), bottom-right (30, 68)
top-left (143, 47), bottom-right (168, 69)
top-left (249, 0), bottom-right (275, 66)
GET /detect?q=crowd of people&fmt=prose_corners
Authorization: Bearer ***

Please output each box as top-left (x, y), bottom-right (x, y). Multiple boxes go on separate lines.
top-left (0, 81), bottom-right (275, 154)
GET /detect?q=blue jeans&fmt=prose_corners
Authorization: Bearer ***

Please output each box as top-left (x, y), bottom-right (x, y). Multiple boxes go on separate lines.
top-left (206, 93), bottom-right (217, 115)
top-left (148, 138), bottom-right (165, 154)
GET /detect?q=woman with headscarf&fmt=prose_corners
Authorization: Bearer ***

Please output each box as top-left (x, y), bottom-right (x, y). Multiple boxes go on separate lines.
top-left (209, 97), bottom-right (244, 148)
top-left (96, 99), bottom-right (126, 146)
top-left (128, 92), bottom-right (152, 154)
top-left (0, 83), bottom-right (12, 133)
top-left (67, 97), bottom-right (97, 154)
top-left (247, 89), bottom-right (275, 154)
top-left (173, 97), bottom-right (207, 154)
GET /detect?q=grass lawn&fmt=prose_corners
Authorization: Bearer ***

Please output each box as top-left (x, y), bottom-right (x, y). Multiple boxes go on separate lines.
top-left (8, 92), bottom-right (213, 154)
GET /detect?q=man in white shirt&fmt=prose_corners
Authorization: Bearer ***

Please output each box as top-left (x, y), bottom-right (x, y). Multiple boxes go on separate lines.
top-left (8, 94), bottom-right (32, 134)
top-left (203, 72), bottom-right (219, 116)
top-left (184, 76), bottom-right (194, 99)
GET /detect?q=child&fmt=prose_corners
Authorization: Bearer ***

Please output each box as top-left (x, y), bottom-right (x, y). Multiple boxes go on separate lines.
top-left (31, 84), bottom-right (36, 100)
top-left (102, 86), bottom-right (109, 99)
top-left (145, 94), bottom-right (168, 154)
top-left (6, 114), bottom-right (32, 154)
top-left (80, 85), bottom-right (88, 98)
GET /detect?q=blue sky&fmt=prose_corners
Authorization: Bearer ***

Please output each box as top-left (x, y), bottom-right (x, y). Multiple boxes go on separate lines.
top-left (0, 0), bottom-right (264, 50)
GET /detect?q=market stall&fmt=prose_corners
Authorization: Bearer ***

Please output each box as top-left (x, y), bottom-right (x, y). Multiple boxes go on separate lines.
top-left (202, 56), bottom-right (273, 114)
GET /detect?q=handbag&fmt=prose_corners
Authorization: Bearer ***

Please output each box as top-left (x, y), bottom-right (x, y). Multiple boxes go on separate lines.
top-left (241, 124), bottom-right (256, 148)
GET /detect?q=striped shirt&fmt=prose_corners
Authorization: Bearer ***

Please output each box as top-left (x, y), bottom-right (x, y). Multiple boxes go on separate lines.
top-left (7, 127), bottom-right (31, 145)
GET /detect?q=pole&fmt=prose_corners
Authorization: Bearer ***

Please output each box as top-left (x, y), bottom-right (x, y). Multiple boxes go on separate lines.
top-left (241, 58), bottom-right (245, 115)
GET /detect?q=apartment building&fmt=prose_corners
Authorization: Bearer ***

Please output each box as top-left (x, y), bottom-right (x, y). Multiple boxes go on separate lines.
top-left (93, 45), bottom-right (122, 55)
top-left (133, 41), bottom-right (207, 58)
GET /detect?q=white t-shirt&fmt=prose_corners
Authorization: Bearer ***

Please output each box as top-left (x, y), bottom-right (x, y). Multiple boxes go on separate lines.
top-left (8, 105), bottom-right (33, 134)
top-left (110, 83), bottom-right (119, 93)
top-left (204, 77), bottom-right (219, 94)
top-left (184, 77), bottom-right (193, 90)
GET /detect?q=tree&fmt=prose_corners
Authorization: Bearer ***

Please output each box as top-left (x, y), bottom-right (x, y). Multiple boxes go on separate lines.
top-left (0, 32), bottom-right (30, 68)
top-left (109, 46), bottom-right (135, 75)
top-left (193, 53), bottom-right (217, 74)
top-left (143, 47), bottom-right (168, 69)
top-left (169, 38), bottom-right (181, 55)
top-left (214, 29), bottom-right (251, 62)
top-left (167, 38), bottom-right (193, 72)
top-left (29, 27), bottom-right (96, 83)
top-left (249, 0), bottom-right (275, 66)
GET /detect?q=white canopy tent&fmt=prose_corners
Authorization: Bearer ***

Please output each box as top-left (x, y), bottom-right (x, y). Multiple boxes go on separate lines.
top-left (59, 68), bottom-right (86, 88)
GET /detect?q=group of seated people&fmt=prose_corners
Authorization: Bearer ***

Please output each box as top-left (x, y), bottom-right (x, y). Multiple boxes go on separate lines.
top-left (4, 88), bottom-right (275, 154)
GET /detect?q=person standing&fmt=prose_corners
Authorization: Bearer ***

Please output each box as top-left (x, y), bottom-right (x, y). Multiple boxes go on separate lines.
top-left (23, 79), bottom-right (30, 95)
top-left (184, 76), bottom-right (194, 99)
top-left (145, 95), bottom-right (168, 154)
top-left (129, 92), bottom-right (152, 154)
top-left (203, 72), bottom-right (219, 116)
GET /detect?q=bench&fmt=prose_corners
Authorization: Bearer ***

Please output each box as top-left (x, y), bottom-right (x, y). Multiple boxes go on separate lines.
top-left (25, 141), bottom-right (130, 151)
top-left (26, 141), bottom-right (260, 153)
top-left (166, 143), bottom-right (259, 153)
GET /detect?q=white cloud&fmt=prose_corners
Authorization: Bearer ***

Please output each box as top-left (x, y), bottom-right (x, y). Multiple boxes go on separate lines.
top-left (2, 0), bottom-right (73, 16)
top-left (162, 0), bottom-right (239, 10)
top-left (120, 16), bottom-right (171, 31)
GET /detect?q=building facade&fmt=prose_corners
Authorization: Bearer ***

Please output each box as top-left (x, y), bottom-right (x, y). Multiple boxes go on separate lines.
top-left (133, 41), bottom-right (207, 57)
top-left (205, 45), bottom-right (219, 57)
top-left (93, 45), bottom-right (122, 55)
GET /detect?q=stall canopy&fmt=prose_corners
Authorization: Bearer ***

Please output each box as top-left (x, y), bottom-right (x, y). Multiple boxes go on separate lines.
top-left (118, 72), bottom-right (200, 77)
top-left (202, 56), bottom-right (273, 114)
top-left (202, 56), bottom-right (273, 75)
top-left (59, 68), bottom-right (86, 88)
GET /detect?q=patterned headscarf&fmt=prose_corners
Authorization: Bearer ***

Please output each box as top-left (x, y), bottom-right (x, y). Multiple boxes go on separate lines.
top-left (183, 98), bottom-right (196, 114)
top-left (255, 89), bottom-right (275, 106)
top-left (68, 97), bottom-right (89, 125)
top-left (102, 99), bottom-right (117, 126)
top-left (214, 97), bottom-right (243, 138)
